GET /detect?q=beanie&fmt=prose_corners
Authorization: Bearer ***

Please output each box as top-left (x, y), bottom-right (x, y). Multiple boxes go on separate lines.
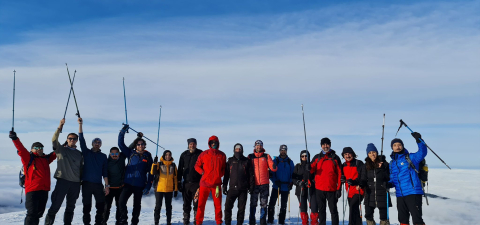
top-left (187, 138), bottom-right (197, 145)
top-left (31, 142), bottom-right (44, 149)
top-left (254, 140), bottom-right (263, 147)
top-left (92, 138), bottom-right (102, 145)
top-left (342, 147), bottom-right (356, 158)
top-left (366, 143), bottom-right (378, 155)
top-left (279, 144), bottom-right (287, 152)
top-left (391, 138), bottom-right (404, 149)
top-left (321, 137), bottom-right (331, 146)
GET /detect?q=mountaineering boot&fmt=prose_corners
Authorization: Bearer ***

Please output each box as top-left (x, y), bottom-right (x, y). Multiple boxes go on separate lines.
top-left (194, 210), bottom-right (198, 225)
top-left (379, 220), bottom-right (390, 225)
top-left (64, 212), bottom-right (74, 225)
top-left (267, 207), bottom-right (275, 224)
top-left (366, 220), bottom-right (376, 225)
top-left (278, 209), bottom-right (286, 225)
top-left (300, 212), bottom-right (309, 225)
top-left (260, 217), bottom-right (267, 225)
top-left (44, 214), bottom-right (55, 225)
top-left (183, 212), bottom-right (190, 225)
top-left (260, 208), bottom-right (267, 225)
top-left (310, 213), bottom-right (319, 225)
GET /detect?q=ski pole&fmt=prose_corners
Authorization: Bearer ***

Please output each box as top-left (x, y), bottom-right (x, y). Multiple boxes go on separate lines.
top-left (63, 70), bottom-right (76, 120)
top-left (298, 188), bottom-right (303, 225)
top-left (301, 104), bottom-right (311, 216)
top-left (342, 184), bottom-right (345, 225)
top-left (12, 70), bottom-right (16, 132)
top-left (343, 186), bottom-right (349, 225)
top-left (123, 124), bottom-right (166, 151)
top-left (155, 106), bottom-right (162, 157)
top-left (396, 119), bottom-right (451, 169)
top-left (386, 189), bottom-right (390, 220)
top-left (122, 77), bottom-right (129, 133)
top-left (381, 114), bottom-right (385, 156)
top-left (359, 188), bottom-right (362, 220)
top-left (288, 192), bottom-right (291, 224)
top-left (65, 64), bottom-right (80, 118)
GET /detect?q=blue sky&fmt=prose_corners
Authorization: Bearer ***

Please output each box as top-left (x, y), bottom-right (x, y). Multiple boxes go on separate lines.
top-left (0, 0), bottom-right (479, 168)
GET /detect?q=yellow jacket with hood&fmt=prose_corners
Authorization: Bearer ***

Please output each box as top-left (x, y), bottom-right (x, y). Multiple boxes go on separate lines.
top-left (150, 156), bottom-right (178, 192)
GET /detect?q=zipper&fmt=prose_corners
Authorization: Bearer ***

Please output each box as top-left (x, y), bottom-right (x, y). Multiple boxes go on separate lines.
top-left (374, 168), bottom-right (377, 207)
top-left (395, 160), bottom-right (404, 196)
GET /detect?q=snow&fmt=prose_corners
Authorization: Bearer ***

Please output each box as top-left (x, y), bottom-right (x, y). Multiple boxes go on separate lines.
top-left (0, 161), bottom-right (478, 225)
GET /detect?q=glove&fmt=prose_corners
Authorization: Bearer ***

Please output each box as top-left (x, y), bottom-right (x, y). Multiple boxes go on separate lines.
top-left (178, 182), bottom-right (183, 193)
top-left (411, 132), bottom-right (422, 143)
top-left (174, 191), bottom-right (178, 198)
top-left (347, 179), bottom-right (358, 186)
top-left (289, 183), bottom-right (293, 190)
top-left (274, 181), bottom-right (282, 187)
top-left (142, 188), bottom-right (150, 196)
top-left (223, 187), bottom-right (228, 195)
top-left (336, 189), bottom-right (342, 199)
top-left (9, 131), bottom-right (18, 140)
top-left (154, 156), bottom-right (158, 163)
top-left (295, 180), bottom-right (303, 187)
top-left (340, 175), bottom-right (346, 184)
top-left (137, 132), bottom-right (144, 138)
top-left (122, 124), bottom-right (130, 132)
top-left (378, 155), bottom-right (386, 162)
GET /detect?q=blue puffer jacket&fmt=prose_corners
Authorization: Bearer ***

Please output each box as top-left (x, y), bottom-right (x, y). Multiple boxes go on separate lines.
top-left (118, 130), bottom-right (153, 190)
top-left (270, 156), bottom-right (294, 192)
top-left (389, 142), bottom-right (427, 197)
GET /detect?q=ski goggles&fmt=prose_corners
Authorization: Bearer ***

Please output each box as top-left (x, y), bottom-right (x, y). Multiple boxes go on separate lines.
top-left (33, 147), bottom-right (44, 150)
top-left (110, 153), bottom-right (119, 156)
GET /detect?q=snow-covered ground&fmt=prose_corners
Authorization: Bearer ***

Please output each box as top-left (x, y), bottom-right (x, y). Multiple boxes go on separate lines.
top-left (0, 160), bottom-right (478, 225)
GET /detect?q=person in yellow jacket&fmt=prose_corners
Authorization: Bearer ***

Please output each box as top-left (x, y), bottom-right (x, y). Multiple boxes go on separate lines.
top-left (151, 150), bottom-right (179, 225)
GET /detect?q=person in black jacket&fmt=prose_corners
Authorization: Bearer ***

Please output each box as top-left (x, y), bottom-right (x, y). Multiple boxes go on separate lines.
top-left (364, 144), bottom-right (391, 225)
top-left (341, 147), bottom-right (366, 225)
top-left (223, 143), bottom-right (255, 225)
top-left (102, 147), bottom-right (126, 225)
top-left (292, 150), bottom-right (317, 225)
top-left (178, 138), bottom-right (203, 225)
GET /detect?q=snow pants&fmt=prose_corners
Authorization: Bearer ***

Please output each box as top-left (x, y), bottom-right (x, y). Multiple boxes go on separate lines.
top-left (183, 182), bottom-right (200, 224)
top-left (249, 184), bottom-right (270, 225)
top-left (224, 189), bottom-right (248, 225)
top-left (196, 186), bottom-right (223, 225)
top-left (347, 194), bottom-right (363, 225)
top-left (25, 190), bottom-right (48, 225)
top-left (297, 188), bottom-right (317, 213)
top-left (102, 187), bottom-right (122, 224)
top-left (267, 188), bottom-right (289, 224)
top-left (155, 192), bottom-right (173, 224)
top-left (316, 190), bottom-right (339, 225)
top-left (118, 184), bottom-right (144, 225)
top-left (364, 205), bottom-right (388, 221)
top-left (46, 178), bottom-right (81, 225)
top-left (82, 181), bottom-right (106, 225)
top-left (397, 194), bottom-right (424, 225)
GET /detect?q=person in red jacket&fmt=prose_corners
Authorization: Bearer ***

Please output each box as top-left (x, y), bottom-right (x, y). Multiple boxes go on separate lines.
top-left (310, 138), bottom-right (342, 225)
top-left (10, 131), bottom-right (56, 225)
top-left (194, 136), bottom-right (226, 225)
top-left (341, 147), bottom-right (366, 225)
top-left (248, 140), bottom-right (277, 225)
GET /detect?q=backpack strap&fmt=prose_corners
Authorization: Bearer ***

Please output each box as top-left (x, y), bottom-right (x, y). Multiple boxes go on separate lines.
top-left (405, 154), bottom-right (420, 174)
top-left (26, 152), bottom-right (36, 171)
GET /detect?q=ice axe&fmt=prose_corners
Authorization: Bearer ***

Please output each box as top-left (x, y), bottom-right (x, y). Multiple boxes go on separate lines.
top-left (396, 119), bottom-right (451, 170)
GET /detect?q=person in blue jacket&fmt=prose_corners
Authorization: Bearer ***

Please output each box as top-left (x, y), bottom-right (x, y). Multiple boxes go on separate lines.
top-left (267, 145), bottom-right (295, 225)
top-left (388, 132), bottom-right (427, 225)
top-left (117, 124), bottom-right (154, 225)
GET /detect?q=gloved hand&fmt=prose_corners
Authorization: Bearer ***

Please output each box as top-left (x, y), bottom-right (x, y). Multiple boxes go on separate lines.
top-left (340, 175), bottom-right (346, 184)
top-left (174, 191), bottom-right (178, 198)
top-left (378, 155), bottom-right (386, 162)
top-left (178, 182), bottom-right (183, 193)
top-left (335, 189), bottom-right (342, 199)
top-left (137, 132), bottom-right (144, 138)
top-left (142, 188), bottom-right (150, 196)
top-left (154, 156), bottom-right (158, 163)
top-left (122, 124), bottom-right (129, 132)
top-left (411, 132), bottom-right (422, 143)
top-left (347, 179), bottom-right (358, 186)
top-left (223, 187), bottom-right (228, 195)
top-left (275, 181), bottom-right (282, 187)
top-left (9, 131), bottom-right (18, 140)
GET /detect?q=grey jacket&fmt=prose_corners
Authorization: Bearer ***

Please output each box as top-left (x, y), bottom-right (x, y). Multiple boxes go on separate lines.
top-left (52, 129), bottom-right (83, 182)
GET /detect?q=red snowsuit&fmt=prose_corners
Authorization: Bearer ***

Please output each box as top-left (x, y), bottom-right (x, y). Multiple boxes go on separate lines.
top-left (14, 139), bottom-right (56, 193)
top-left (310, 151), bottom-right (342, 192)
top-left (194, 136), bottom-right (226, 225)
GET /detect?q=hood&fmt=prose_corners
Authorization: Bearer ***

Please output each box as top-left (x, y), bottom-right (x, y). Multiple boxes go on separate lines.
top-left (300, 150), bottom-right (311, 163)
top-left (160, 156), bottom-right (174, 165)
top-left (208, 135), bottom-right (220, 149)
top-left (233, 143), bottom-right (244, 153)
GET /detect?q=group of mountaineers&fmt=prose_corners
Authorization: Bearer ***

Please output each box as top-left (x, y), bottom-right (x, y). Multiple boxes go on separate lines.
top-left (10, 115), bottom-right (430, 225)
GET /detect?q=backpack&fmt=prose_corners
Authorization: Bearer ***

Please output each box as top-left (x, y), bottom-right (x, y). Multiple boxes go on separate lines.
top-left (405, 154), bottom-right (428, 186)
top-left (19, 152), bottom-right (36, 188)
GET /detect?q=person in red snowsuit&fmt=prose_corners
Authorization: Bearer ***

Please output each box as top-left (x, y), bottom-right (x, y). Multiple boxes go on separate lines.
top-left (10, 131), bottom-right (56, 225)
top-left (194, 136), bottom-right (226, 225)
top-left (341, 147), bottom-right (366, 225)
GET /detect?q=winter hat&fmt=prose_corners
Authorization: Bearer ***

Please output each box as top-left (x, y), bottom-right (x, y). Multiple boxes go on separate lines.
top-left (300, 150), bottom-right (310, 162)
top-left (187, 138), bottom-right (197, 145)
top-left (320, 137), bottom-right (331, 146)
top-left (366, 143), bottom-right (378, 155)
top-left (234, 143), bottom-right (244, 153)
top-left (391, 138), bottom-right (404, 149)
top-left (31, 142), bottom-right (44, 149)
top-left (342, 147), bottom-right (356, 158)
top-left (279, 144), bottom-right (287, 152)
top-left (92, 138), bottom-right (102, 145)
top-left (162, 150), bottom-right (172, 160)
top-left (254, 140), bottom-right (263, 147)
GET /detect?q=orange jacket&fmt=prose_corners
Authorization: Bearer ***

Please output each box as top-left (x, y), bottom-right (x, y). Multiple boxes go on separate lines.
top-left (248, 149), bottom-right (277, 186)
top-left (195, 136), bottom-right (226, 188)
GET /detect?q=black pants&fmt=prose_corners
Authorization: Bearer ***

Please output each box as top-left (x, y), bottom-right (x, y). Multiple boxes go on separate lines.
top-left (224, 189), bottom-right (248, 225)
top-left (347, 195), bottom-right (362, 225)
top-left (267, 188), bottom-right (289, 224)
top-left (397, 194), bottom-right (424, 224)
top-left (47, 178), bottom-right (81, 225)
top-left (118, 184), bottom-right (144, 225)
top-left (102, 187), bottom-right (123, 224)
top-left (182, 182), bottom-right (199, 223)
top-left (25, 190), bottom-right (48, 225)
top-left (154, 192), bottom-right (173, 224)
top-left (364, 205), bottom-right (388, 221)
top-left (82, 181), bottom-right (106, 225)
top-left (249, 184), bottom-right (270, 225)
top-left (297, 188), bottom-right (317, 213)
top-left (316, 190), bottom-right (339, 225)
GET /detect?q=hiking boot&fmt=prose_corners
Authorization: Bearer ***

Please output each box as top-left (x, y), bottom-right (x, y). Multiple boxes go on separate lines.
top-left (379, 220), bottom-right (390, 225)
top-left (44, 214), bottom-right (55, 225)
top-left (367, 220), bottom-right (376, 225)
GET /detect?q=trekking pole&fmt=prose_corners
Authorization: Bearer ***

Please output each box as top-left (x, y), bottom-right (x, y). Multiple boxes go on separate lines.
top-left (342, 185), bottom-right (345, 225)
top-left (288, 193), bottom-right (291, 224)
top-left (386, 189), bottom-right (390, 220)
top-left (343, 186), bottom-right (349, 225)
top-left (155, 105), bottom-right (162, 157)
top-left (122, 77), bottom-right (129, 133)
top-left (359, 188), bottom-right (362, 220)
top-left (298, 188), bottom-right (303, 225)
top-left (65, 64), bottom-right (80, 118)
top-left (381, 114), bottom-right (385, 156)
top-left (301, 104), bottom-right (311, 215)
top-left (396, 119), bottom-right (451, 169)
top-left (123, 124), bottom-right (166, 151)
top-left (60, 70), bottom-right (76, 133)
top-left (12, 70), bottom-right (16, 132)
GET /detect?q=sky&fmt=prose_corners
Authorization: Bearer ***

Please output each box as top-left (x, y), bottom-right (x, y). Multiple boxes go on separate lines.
top-left (0, 0), bottom-right (479, 168)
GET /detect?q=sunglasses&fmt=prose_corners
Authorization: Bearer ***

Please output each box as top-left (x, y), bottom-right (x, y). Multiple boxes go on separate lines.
top-left (136, 143), bottom-right (146, 146)
top-left (301, 155), bottom-right (307, 158)
top-left (110, 153), bottom-right (119, 156)
top-left (33, 147), bottom-right (44, 150)
top-left (68, 138), bottom-right (78, 141)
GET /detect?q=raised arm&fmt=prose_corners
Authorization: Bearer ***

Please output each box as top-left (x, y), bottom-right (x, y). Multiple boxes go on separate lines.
top-left (78, 117), bottom-right (89, 154)
top-left (118, 125), bottom-right (132, 157)
top-left (52, 119), bottom-right (65, 153)
top-left (11, 133), bottom-right (30, 165)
